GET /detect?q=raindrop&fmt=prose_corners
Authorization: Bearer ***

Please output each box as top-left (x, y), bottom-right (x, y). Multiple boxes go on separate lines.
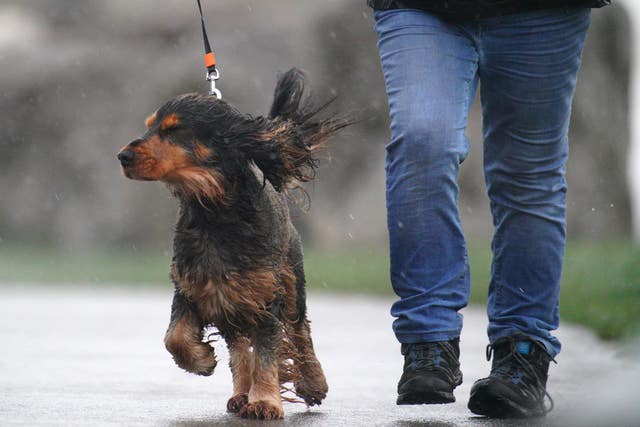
top-left (349, 213), bottom-right (355, 220)
top-left (397, 221), bottom-right (404, 229)
top-left (347, 232), bottom-right (354, 240)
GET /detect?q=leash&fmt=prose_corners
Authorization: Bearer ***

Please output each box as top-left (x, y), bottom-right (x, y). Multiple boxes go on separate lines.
top-left (196, 0), bottom-right (221, 99)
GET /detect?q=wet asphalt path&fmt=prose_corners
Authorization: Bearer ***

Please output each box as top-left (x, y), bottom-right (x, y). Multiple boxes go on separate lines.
top-left (1, 285), bottom-right (639, 426)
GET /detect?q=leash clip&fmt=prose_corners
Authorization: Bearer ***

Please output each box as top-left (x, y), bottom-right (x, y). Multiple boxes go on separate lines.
top-left (206, 69), bottom-right (221, 99)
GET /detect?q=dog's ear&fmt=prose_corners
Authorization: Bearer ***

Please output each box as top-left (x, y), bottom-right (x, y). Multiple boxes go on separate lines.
top-left (238, 118), bottom-right (319, 192)
top-left (239, 68), bottom-right (351, 191)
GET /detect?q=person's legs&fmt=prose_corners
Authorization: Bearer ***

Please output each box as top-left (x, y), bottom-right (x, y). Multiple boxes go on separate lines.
top-left (469, 9), bottom-right (591, 418)
top-left (478, 8), bottom-right (591, 358)
top-left (374, 8), bottom-right (479, 405)
top-left (374, 9), bottom-right (478, 345)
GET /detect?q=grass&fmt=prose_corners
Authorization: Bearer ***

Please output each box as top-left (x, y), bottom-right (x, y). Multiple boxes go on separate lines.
top-left (560, 242), bottom-right (640, 340)
top-left (305, 242), bottom-right (640, 341)
top-left (0, 245), bottom-right (171, 285)
top-left (0, 241), bottom-right (638, 341)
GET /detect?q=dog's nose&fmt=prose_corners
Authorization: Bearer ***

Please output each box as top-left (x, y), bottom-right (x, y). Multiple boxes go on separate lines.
top-left (117, 150), bottom-right (135, 167)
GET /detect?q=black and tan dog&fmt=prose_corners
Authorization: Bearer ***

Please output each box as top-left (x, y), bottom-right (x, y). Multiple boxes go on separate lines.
top-left (117, 69), bottom-right (347, 420)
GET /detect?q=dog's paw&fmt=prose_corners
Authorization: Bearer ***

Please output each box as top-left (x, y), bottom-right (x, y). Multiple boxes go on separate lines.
top-left (169, 343), bottom-right (217, 376)
top-left (226, 393), bottom-right (248, 413)
top-left (295, 382), bottom-right (327, 406)
top-left (295, 374), bottom-right (328, 406)
top-left (189, 345), bottom-right (217, 376)
top-left (238, 400), bottom-right (284, 420)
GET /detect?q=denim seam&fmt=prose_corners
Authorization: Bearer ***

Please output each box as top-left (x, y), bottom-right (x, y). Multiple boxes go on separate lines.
top-left (461, 247), bottom-right (469, 282)
top-left (491, 231), bottom-right (505, 312)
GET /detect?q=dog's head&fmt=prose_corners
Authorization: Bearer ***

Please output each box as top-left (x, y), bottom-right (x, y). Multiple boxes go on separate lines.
top-left (117, 93), bottom-right (282, 204)
top-left (118, 71), bottom-right (349, 204)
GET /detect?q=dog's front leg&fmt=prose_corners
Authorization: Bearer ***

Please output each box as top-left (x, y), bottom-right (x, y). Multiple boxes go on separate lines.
top-left (239, 315), bottom-right (284, 420)
top-left (226, 336), bottom-right (253, 413)
top-left (164, 289), bottom-right (217, 376)
top-left (292, 318), bottom-right (328, 406)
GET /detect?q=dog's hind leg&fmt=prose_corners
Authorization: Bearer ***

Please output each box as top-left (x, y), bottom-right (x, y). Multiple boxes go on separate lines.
top-left (226, 336), bottom-right (253, 413)
top-left (287, 231), bottom-right (328, 406)
top-left (164, 289), bottom-right (217, 376)
top-left (239, 315), bottom-right (285, 420)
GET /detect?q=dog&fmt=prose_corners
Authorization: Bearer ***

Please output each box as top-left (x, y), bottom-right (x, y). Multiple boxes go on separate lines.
top-left (117, 68), bottom-right (348, 420)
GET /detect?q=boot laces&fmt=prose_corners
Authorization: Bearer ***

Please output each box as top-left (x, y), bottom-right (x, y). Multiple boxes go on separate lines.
top-left (406, 341), bottom-right (459, 381)
top-left (486, 338), bottom-right (556, 414)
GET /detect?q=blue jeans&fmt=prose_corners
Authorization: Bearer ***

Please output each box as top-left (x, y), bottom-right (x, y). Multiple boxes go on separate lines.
top-left (374, 8), bottom-right (590, 357)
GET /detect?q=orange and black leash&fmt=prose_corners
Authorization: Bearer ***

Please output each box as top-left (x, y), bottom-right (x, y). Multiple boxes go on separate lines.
top-left (196, 0), bottom-right (221, 98)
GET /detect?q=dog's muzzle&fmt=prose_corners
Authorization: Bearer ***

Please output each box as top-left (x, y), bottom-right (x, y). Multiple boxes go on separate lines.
top-left (117, 150), bottom-right (135, 167)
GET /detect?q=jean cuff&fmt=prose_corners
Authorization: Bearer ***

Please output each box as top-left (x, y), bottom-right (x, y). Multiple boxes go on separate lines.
top-left (395, 331), bottom-right (461, 344)
top-left (489, 328), bottom-right (560, 358)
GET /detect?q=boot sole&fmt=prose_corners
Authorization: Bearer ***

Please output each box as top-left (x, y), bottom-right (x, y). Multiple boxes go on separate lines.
top-left (397, 390), bottom-right (455, 405)
top-left (468, 388), bottom-right (544, 418)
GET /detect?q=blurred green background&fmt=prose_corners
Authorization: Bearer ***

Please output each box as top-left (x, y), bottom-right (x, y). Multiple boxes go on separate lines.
top-left (1, 242), bottom-right (638, 341)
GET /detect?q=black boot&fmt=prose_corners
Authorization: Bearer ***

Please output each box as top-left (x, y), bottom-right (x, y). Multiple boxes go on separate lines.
top-left (468, 335), bottom-right (555, 418)
top-left (397, 338), bottom-right (463, 405)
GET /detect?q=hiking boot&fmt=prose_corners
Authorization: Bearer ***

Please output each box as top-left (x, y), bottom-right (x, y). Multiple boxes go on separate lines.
top-left (397, 338), bottom-right (463, 405)
top-left (468, 335), bottom-right (555, 418)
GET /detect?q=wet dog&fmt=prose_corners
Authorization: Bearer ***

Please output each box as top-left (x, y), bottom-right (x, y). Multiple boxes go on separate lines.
top-left (117, 68), bottom-right (348, 420)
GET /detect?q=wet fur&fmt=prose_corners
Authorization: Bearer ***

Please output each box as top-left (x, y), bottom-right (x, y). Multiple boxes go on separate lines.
top-left (118, 68), bottom-right (348, 419)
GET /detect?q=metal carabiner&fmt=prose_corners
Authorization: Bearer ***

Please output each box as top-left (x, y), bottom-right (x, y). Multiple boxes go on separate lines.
top-left (206, 69), bottom-right (222, 99)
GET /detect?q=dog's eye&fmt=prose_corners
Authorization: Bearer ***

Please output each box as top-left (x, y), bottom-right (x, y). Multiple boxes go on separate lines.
top-left (164, 127), bottom-right (190, 143)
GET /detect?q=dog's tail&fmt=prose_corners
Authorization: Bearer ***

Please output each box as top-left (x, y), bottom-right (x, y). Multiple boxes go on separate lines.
top-left (248, 68), bottom-right (350, 192)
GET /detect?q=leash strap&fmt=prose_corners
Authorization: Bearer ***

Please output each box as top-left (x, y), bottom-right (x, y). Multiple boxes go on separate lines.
top-left (196, 0), bottom-right (221, 98)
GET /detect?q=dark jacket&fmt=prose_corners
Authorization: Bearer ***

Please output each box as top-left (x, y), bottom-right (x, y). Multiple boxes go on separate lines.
top-left (367, 0), bottom-right (610, 20)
